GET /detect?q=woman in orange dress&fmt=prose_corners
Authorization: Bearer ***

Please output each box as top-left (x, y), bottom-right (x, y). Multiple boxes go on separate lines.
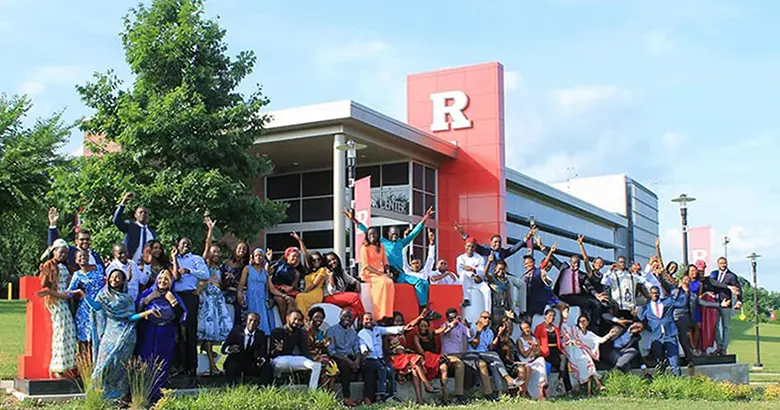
top-left (360, 227), bottom-right (394, 321)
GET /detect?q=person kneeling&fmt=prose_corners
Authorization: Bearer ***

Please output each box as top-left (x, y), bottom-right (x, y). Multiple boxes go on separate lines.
top-left (222, 312), bottom-right (273, 385)
top-left (270, 309), bottom-right (322, 389)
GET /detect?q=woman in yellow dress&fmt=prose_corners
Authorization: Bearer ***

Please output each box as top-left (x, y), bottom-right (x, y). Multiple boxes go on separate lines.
top-left (294, 232), bottom-right (329, 315)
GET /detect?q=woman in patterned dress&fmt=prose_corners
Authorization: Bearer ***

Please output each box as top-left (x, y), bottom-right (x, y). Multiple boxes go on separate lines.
top-left (306, 306), bottom-right (337, 390)
top-left (517, 320), bottom-right (548, 400)
top-left (36, 238), bottom-right (78, 378)
top-left (76, 269), bottom-right (161, 400)
top-left (220, 242), bottom-right (249, 327)
top-left (560, 308), bottom-right (616, 397)
top-left (198, 217), bottom-right (234, 375)
top-left (387, 311), bottom-right (439, 404)
top-left (68, 249), bottom-right (106, 359)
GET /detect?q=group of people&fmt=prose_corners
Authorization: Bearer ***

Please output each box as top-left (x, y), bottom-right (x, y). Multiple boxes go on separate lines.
top-left (34, 192), bottom-right (744, 406)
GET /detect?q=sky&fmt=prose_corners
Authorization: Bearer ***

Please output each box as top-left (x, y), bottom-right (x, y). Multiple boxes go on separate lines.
top-left (1, 0), bottom-right (778, 289)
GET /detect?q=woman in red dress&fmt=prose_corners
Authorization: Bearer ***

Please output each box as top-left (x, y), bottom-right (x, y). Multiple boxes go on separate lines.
top-left (386, 311), bottom-right (439, 403)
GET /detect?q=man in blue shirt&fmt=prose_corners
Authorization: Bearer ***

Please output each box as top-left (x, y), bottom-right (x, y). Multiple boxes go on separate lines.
top-left (172, 237), bottom-right (210, 376)
top-left (462, 312), bottom-right (521, 394)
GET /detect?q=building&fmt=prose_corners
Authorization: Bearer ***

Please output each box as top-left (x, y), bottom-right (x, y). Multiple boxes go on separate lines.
top-left (552, 175), bottom-right (660, 266)
top-left (255, 62), bottom-right (657, 278)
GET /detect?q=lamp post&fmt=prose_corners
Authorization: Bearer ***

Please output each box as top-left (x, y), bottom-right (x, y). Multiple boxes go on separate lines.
top-left (335, 139), bottom-right (367, 277)
top-left (747, 252), bottom-right (762, 369)
top-left (671, 194), bottom-right (696, 266)
top-left (723, 236), bottom-right (730, 259)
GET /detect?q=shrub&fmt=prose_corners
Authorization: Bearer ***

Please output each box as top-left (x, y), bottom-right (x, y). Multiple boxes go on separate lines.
top-left (76, 351), bottom-right (106, 410)
top-left (764, 383), bottom-right (780, 400)
top-left (603, 372), bottom-right (759, 401)
top-left (156, 385), bottom-right (342, 410)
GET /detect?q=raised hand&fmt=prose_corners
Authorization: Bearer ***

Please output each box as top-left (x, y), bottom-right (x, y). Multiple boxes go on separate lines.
top-left (171, 246), bottom-right (179, 257)
top-left (428, 229), bottom-right (435, 245)
top-left (550, 241), bottom-right (558, 253)
top-left (343, 208), bottom-right (354, 221)
top-left (453, 221), bottom-right (465, 235)
top-left (48, 207), bottom-right (59, 226)
top-left (655, 237), bottom-right (661, 248)
top-left (121, 192), bottom-right (134, 205)
top-left (403, 226), bottom-right (411, 238)
top-left (424, 206), bottom-right (435, 220)
top-left (266, 248), bottom-right (273, 262)
top-left (204, 215), bottom-right (216, 230)
top-left (577, 234), bottom-right (584, 245)
top-left (290, 231), bottom-right (302, 242)
top-left (534, 235), bottom-right (543, 249)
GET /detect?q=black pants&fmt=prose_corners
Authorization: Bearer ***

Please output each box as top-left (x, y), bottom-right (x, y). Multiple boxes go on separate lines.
top-left (675, 314), bottom-right (693, 360)
top-left (176, 290), bottom-right (199, 375)
top-left (333, 356), bottom-right (356, 399)
top-left (362, 358), bottom-right (382, 401)
top-left (547, 347), bottom-right (572, 391)
top-left (560, 294), bottom-right (603, 329)
top-left (224, 358), bottom-right (273, 385)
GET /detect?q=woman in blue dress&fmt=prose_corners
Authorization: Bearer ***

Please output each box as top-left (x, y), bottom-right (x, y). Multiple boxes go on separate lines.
top-left (198, 217), bottom-right (234, 375)
top-left (68, 249), bottom-right (107, 356)
top-left (135, 265), bottom-right (187, 403)
top-left (238, 248), bottom-right (283, 335)
top-left (76, 269), bottom-right (161, 401)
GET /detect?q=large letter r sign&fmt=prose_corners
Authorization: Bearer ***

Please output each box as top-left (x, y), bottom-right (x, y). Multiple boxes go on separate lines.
top-left (430, 90), bottom-right (473, 132)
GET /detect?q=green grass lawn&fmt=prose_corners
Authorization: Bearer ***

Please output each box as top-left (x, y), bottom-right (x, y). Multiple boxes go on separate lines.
top-left (0, 300), bottom-right (25, 380)
top-left (728, 319), bottom-right (780, 374)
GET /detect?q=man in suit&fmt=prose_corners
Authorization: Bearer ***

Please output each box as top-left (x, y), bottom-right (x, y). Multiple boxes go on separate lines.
top-left (222, 312), bottom-right (273, 385)
top-left (710, 257), bottom-right (743, 355)
top-left (47, 207), bottom-right (104, 276)
top-left (639, 285), bottom-right (687, 376)
top-left (112, 192), bottom-right (156, 264)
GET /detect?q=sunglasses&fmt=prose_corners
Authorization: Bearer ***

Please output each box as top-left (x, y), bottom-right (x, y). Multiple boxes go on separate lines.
top-left (480, 316), bottom-right (491, 320)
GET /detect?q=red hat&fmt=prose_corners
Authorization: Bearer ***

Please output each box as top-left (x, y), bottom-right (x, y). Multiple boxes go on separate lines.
top-left (465, 237), bottom-right (477, 245)
top-left (695, 260), bottom-right (707, 270)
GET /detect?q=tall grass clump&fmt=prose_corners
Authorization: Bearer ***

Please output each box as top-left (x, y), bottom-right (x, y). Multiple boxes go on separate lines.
top-left (75, 351), bottom-right (106, 410)
top-left (157, 385), bottom-right (341, 410)
top-left (125, 356), bottom-right (165, 410)
top-left (603, 372), bottom-right (757, 401)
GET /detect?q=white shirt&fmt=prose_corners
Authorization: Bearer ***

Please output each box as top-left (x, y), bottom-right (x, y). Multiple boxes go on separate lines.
top-left (358, 326), bottom-right (404, 359)
top-left (456, 252), bottom-right (486, 285)
top-left (132, 222), bottom-right (155, 264)
top-left (430, 270), bottom-right (459, 285)
top-left (106, 259), bottom-right (147, 300)
top-left (402, 244), bottom-right (436, 281)
top-left (642, 264), bottom-right (666, 297)
top-left (602, 269), bottom-right (646, 311)
top-left (244, 328), bottom-right (257, 349)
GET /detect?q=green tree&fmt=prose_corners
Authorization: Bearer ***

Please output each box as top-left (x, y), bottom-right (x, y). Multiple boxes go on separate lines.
top-left (0, 94), bottom-right (70, 285)
top-left (48, 0), bottom-right (285, 255)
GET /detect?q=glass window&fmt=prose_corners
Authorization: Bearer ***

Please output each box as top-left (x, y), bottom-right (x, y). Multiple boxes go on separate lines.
top-left (424, 167), bottom-right (436, 194)
top-left (302, 197), bottom-right (333, 222)
top-left (412, 190), bottom-right (424, 216)
top-left (266, 233), bottom-right (298, 254)
top-left (282, 199), bottom-right (301, 223)
top-left (382, 163), bottom-right (409, 186)
top-left (267, 174), bottom-right (300, 199)
top-left (302, 170), bottom-right (333, 197)
top-left (412, 163), bottom-right (424, 190)
top-left (413, 231), bottom-right (424, 247)
top-left (356, 166), bottom-right (380, 188)
top-left (303, 230), bottom-right (333, 250)
top-left (411, 246), bottom-right (424, 263)
top-left (424, 193), bottom-right (436, 214)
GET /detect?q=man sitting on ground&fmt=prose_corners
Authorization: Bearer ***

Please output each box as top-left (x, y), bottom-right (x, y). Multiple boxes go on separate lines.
top-left (325, 308), bottom-right (361, 407)
top-left (357, 312), bottom-right (415, 406)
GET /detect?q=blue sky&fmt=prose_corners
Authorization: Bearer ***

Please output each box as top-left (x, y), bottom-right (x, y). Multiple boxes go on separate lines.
top-left (2, 0), bottom-right (778, 290)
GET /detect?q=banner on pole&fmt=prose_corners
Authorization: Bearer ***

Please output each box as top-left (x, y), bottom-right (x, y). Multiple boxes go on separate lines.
top-left (689, 225), bottom-right (712, 270)
top-left (354, 176), bottom-right (371, 263)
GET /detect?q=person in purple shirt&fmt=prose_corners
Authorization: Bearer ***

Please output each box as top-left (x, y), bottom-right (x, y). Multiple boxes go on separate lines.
top-left (436, 308), bottom-right (496, 400)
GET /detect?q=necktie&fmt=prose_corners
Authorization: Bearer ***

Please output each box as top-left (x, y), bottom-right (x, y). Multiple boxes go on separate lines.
top-left (246, 333), bottom-right (253, 350)
top-left (572, 269), bottom-right (579, 294)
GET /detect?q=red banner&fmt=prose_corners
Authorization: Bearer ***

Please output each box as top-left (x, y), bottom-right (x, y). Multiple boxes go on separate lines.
top-left (354, 176), bottom-right (371, 263)
top-left (689, 226), bottom-right (712, 270)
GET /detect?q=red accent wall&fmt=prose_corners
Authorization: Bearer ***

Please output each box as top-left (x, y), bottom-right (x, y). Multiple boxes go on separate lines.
top-left (407, 62), bottom-right (507, 265)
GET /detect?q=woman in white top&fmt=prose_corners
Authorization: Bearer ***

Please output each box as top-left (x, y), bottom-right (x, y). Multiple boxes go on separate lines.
top-left (560, 306), bottom-right (617, 396)
top-left (517, 320), bottom-right (548, 400)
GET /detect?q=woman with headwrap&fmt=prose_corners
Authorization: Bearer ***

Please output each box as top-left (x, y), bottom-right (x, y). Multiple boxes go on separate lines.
top-left (268, 244), bottom-right (306, 320)
top-left (135, 262), bottom-right (187, 403)
top-left (238, 248), bottom-right (283, 335)
top-left (35, 238), bottom-right (78, 378)
top-left (75, 268), bottom-right (161, 400)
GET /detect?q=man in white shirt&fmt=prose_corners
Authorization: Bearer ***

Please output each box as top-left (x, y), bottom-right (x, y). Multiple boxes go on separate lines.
top-left (456, 239), bottom-right (490, 311)
top-left (358, 312), bottom-right (413, 405)
top-left (400, 231), bottom-right (441, 320)
top-left (429, 259), bottom-right (459, 285)
top-left (601, 256), bottom-right (648, 317)
top-left (106, 243), bottom-right (148, 300)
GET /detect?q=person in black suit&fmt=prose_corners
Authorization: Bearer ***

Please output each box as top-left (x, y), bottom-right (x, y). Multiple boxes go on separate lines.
top-left (710, 257), bottom-right (743, 355)
top-left (112, 192), bottom-right (156, 264)
top-left (222, 312), bottom-right (273, 385)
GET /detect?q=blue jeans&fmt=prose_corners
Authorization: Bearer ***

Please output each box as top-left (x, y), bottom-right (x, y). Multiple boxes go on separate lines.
top-left (377, 359), bottom-right (395, 397)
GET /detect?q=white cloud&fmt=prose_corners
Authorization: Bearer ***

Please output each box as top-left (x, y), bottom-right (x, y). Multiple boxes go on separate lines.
top-left (17, 81), bottom-right (45, 96)
top-left (660, 131), bottom-right (685, 150)
top-left (552, 85), bottom-right (633, 112)
top-left (15, 65), bottom-right (84, 97)
top-left (504, 70), bottom-right (520, 91)
top-left (71, 145), bottom-right (84, 157)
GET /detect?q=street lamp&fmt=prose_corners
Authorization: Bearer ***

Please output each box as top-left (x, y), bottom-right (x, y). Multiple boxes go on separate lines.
top-left (671, 194), bottom-right (696, 266)
top-left (723, 236), bottom-right (731, 259)
top-left (335, 139), bottom-right (367, 277)
top-left (747, 252), bottom-right (762, 369)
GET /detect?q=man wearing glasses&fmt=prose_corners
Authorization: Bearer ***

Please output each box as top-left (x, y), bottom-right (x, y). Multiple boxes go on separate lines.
top-left (463, 311), bottom-right (523, 396)
top-left (47, 207), bottom-right (105, 276)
